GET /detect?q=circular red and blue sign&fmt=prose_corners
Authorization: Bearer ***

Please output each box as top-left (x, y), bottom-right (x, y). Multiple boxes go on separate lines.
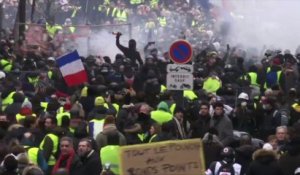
top-left (169, 40), bottom-right (193, 64)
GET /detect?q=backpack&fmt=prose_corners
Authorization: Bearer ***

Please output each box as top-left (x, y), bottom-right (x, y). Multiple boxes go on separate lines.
top-left (210, 161), bottom-right (235, 175)
top-left (216, 161), bottom-right (235, 175)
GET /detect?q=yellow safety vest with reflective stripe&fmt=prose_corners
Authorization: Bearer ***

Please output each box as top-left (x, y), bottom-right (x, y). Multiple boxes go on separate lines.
top-left (292, 103), bottom-right (300, 113)
top-left (151, 110), bottom-right (173, 125)
top-left (138, 133), bottom-right (147, 142)
top-left (103, 103), bottom-right (119, 115)
top-left (0, 59), bottom-right (12, 72)
top-left (184, 90), bottom-right (198, 100)
top-left (116, 10), bottom-right (127, 22)
top-left (100, 145), bottom-right (120, 175)
top-left (39, 133), bottom-right (59, 166)
top-left (2, 91), bottom-right (15, 111)
top-left (248, 72), bottom-right (259, 87)
top-left (170, 103), bottom-right (176, 115)
top-left (106, 7), bottom-right (117, 17)
top-left (112, 103), bottom-right (119, 114)
top-left (28, 147), bottom-right (39, 165)
top-left (46, 24), bottom-right (63, 38)
top-left (130, 0), bottom-right (143, 5)
top-left (146, 21), bottom-right (156, 29)
top-left (68, 26), bottom-right (76, 33)
top-left (81, 86), bottom-right (88, 97)
top-left (56, 107), bottom-right (70, 126)
top-left (28, 76), bottom-right (39, 87)
top-left (202, 76), bottom-right (222, 93)
top-left (40, 102), bottom-right (48, 111)
top-left (98, 5), bottom-right (104, 12)
top-left (16, 113), bottom-right (36, 123)
top-left (71, 7), bottom-right (81, 18)
top-left (149, 134), bottom-right (157, 143)
top-left (150, 0), bottom-right (159, 8)
top-left (160, 85), bottom-right (167, 93)
top-left (104, 0), bottom-right (110, 5)
top-left (69, 127), bottom-right (75, 134)
top-left (47, 70), bottom-right (53, 80)
top-left (157, 17), bottom-right (167, 27)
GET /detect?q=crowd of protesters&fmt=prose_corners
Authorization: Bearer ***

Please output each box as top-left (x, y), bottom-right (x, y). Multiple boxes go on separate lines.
top-left (0, 0), bottom-right (299, 175)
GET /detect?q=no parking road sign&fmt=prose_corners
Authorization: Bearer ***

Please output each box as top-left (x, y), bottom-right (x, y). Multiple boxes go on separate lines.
top-left (169, 40), bottom-right (193, 64)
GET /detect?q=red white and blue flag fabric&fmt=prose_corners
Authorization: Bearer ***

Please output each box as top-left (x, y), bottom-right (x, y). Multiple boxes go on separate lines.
top-left (56, 50), bottom-right (87, 87)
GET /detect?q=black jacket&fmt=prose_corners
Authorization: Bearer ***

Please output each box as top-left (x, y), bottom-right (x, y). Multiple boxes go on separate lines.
top-left (279, 138), bottom-right (300, 175)
top-left (80, 150), bottom-right (102, 175)
top-left (235, 145), bottom-right (257, 175)
top-left (189, 115), bottom-right (211, 138)
top-left (116, 36), bottom-right (143, 66)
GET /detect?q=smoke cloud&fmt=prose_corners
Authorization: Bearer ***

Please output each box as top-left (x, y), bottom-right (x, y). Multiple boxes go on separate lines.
top-left (75, 29), bottom-right (131, 61)
top-left (213, 0), bottom-right (300, 54)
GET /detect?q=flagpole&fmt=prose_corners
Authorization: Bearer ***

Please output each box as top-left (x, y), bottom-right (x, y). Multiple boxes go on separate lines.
top-left (31, 0), bottom-right (36, 22)
top-left (85, 0), bottom-right (89, 24)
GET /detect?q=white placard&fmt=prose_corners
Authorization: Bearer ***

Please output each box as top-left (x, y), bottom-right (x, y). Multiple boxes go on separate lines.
top-left (167, 73), bottom-right (194, 90)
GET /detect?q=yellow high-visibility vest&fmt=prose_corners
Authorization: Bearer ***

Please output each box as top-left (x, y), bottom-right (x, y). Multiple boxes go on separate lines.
top-left (157, 16), bottom-right (167, 27)
top-left (39, 133), bottom-right (59, 166)
top-left (16, 113), bottom-right (36, 123)
top-left (202, 76), bottom-right (222, 93)
top-left (46, 24), bottom-right (62, 38)
top-left (130, 0), bottom-right (144, 5)
top-left (150, 0), bottom-right (159, 8)
top-left (151, 110), bottom-right (173, 125)
top-left (184, 90), bottom-right (198, 100)
top-left (56, 107), bottom-right (70, 126)
top-left (27, 147), bottom-right (39, 165)
top-left (2, 91), bottom-right (16, 111)
top-left (248, 72), bottom-right (259, 87)
top-left (100, 145), bottom-right (120, 175)
top-left (0, 59), bottom-right (12, 72)
top-left (116, 10), bottom-right (128, 22)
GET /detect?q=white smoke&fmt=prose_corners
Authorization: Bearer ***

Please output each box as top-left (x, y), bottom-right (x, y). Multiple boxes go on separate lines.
top-left (212, 0), bottom-right (300, 54)
top-left (75, 29), bottom-right (131, 61)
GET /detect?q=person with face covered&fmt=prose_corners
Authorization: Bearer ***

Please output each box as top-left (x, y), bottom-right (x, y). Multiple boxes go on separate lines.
top-left (77, 138), bottom-right (102, 175)
top-left (115, 32), bottom-right (143, 68)
top-left (233, 92), bottom-right (256, 134)
top-left (210, 102), bottom-right (234, 146)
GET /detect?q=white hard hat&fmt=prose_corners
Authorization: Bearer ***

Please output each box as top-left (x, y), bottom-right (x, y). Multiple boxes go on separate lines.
top-left (238, 92), bottom-right (249, 100)
top-left (0, 71), bottom-right (6, 79)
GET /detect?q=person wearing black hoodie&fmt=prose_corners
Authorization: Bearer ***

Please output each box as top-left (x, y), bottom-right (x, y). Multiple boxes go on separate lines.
top-left (115, 32), bottom-right (143, 68)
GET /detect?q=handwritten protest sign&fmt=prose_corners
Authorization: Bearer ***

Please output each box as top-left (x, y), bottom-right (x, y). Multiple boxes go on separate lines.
top-left (120, 139), bottom-right (205, 175)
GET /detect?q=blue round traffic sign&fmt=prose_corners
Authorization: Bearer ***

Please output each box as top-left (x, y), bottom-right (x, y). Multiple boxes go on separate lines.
top-left (169, 40), bottom-right (193, 64)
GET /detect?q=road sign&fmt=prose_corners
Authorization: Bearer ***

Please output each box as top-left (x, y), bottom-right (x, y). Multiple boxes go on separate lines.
top-left (167, 73), bottom-right (194, 90)
top-left (169, 40), bottom-right (193, 64)
top-left (167, 64), bottom-right (193, 73)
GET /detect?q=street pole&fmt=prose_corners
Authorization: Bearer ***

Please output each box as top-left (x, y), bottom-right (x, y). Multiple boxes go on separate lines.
top-left (19, 0), bottom-right (26, 40)
top-left (0, 1), bottom-right (3, 39)
top-left (31, 0), bottom-right (36, 22)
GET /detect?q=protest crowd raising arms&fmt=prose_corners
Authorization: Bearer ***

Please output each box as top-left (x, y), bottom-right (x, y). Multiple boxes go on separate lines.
top-left (0, 0), bottom-right (300, 175)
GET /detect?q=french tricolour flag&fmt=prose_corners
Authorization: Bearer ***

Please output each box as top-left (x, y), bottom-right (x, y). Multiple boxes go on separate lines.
top-left (56, 50), bottom-right (88, 87)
